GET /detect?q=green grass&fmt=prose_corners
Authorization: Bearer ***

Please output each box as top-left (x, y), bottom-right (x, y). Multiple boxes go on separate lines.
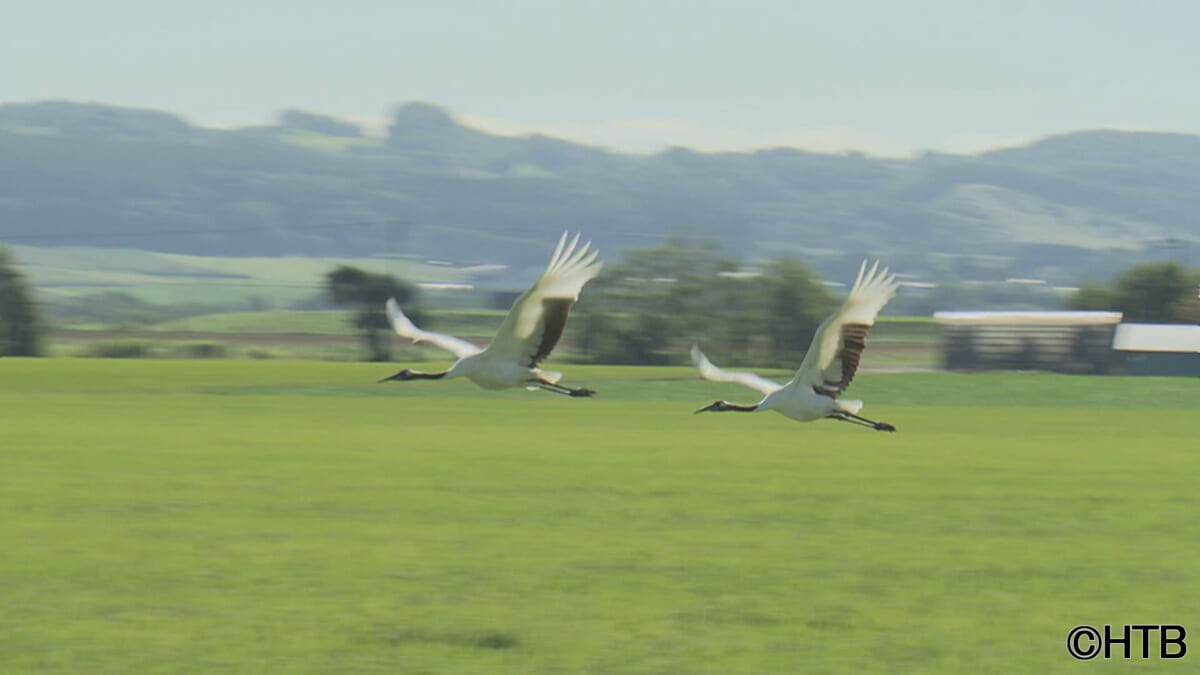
top-left (2, 360), bottom-right (1198, 673)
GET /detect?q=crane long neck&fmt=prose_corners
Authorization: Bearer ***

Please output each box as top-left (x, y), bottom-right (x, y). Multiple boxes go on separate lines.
top-left (409, 370), bottom-right (448, 379)
top-left (724, 402), bottom-right (759, 412)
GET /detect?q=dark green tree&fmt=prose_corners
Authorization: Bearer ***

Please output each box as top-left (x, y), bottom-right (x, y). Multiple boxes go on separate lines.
top-left (0, 247), bottom-right (41, 356)
top-left (575, 240), bottom-right (835, 367)
top-left (1174, 291), bottom-right (1200, 323)
top-left (1066, 262), bottom-right (1199, 323)
top-left (1063, 282), bottom-right (1118, 312)
top-left (756, 259), bottom-right (838, 364)
top-left (325, 266), bottom-right (418, 361)
top-left (1111, 262), bottom-right (1198, 322)
top-left (575, 238), bottom-right (737, 365)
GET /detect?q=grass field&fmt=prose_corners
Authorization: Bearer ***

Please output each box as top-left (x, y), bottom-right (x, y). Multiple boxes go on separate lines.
top-left (2, 360), bottom-right (1198, 673)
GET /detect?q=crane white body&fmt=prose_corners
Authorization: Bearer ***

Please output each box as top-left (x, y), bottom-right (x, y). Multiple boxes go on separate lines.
top-left (379, 232), bottom-right (602, 396)
top-left (758, 382), bottom-right (851, 422)
top-left (692, 260), bottom-right (899, 431)
top-left (437, 352), bottom-right (556, 391)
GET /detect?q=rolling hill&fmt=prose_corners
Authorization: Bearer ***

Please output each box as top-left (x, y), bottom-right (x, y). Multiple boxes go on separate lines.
top-left (2, 101), bottom-right (1197, 284)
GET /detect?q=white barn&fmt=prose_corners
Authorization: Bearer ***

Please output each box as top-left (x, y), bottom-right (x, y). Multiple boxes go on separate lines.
top-left (1112, 324), bottom-right (1200, 376)
top-left (934, 311), bottom-right (1123, 373)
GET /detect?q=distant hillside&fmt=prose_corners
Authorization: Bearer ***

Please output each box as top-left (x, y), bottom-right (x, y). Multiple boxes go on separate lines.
top-left (2, 100), bottom-right (1197, 282)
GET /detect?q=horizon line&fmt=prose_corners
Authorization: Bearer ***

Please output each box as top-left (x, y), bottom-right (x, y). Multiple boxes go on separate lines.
top-left (1, 97), bottom-right (1192, 159)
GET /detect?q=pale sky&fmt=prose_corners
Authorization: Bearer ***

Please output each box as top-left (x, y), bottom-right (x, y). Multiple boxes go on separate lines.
top-left (4, 0), bottom-right (1198, 156)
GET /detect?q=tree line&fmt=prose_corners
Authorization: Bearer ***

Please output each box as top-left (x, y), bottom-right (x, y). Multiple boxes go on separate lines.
top-left (1065, 262), bottom-right (1200, 324)
top-left (324, 243), bottom-right (1200, 366)
top-left (572, 239), bottom-right (836, 366)
top-left (0, 248), bottom-right (40, 356)
top-left (3, 243), bottom-right (1195, 363)
top-left (319, 239), bottom-right (835, 366)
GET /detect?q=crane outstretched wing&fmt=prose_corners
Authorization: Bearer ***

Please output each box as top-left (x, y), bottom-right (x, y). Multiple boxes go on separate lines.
top-left (484, 232), bottom-right (602, 367)
top-left (690, 345), bottom-right (782, 395)
top-left (790, 260), bottom-right (899, 396)
top-left (386, 298), bottom-right (482, 359)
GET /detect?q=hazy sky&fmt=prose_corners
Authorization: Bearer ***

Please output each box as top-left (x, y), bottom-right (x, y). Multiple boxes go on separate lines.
top-left (4, 0), bottom-right (1198, 156)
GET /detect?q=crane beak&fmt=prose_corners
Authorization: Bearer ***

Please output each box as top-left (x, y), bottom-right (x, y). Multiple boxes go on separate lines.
top-left (377, 370), bottom-right (408, 383)
top-left (694, 401), bottom-right (723, 414)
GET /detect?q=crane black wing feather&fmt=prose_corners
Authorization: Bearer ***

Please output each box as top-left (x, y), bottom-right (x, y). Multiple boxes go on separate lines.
top-left (484, 232), bottom-right (601, 367)
top-left (814, 322), bottom-right (872, 397)
top-left (794, 260), bottom-right (898, 397)
top-left (528, 298), bottom-right (574, 367)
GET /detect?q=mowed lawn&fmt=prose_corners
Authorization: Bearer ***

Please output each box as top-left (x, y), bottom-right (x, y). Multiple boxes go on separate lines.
top-left (2, 360), bottom-right (1198, 673)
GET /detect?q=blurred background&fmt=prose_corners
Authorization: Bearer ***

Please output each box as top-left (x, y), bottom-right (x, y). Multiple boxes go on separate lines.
top-left (2, 0), bottom-right (1198, 367)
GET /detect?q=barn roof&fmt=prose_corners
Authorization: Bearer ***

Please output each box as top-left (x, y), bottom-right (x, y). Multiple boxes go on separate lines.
top-left (933, 311), bottom-right (1123, 326)
top-left (1112, 324), bottom-right (1200, 353)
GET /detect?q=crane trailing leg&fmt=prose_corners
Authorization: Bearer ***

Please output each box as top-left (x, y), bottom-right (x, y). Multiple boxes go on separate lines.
top-left (532, 378), bottom-right (596, 397)
top-left (827, 411), bottom-right (896, 432)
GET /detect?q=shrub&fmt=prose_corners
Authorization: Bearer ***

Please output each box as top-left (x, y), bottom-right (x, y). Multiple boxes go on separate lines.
top-left (177, 342), bottom-right (229, 359)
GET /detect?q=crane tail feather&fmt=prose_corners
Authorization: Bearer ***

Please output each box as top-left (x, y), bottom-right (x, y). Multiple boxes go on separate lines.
top-left (836, 399), bottom-right (864, 415)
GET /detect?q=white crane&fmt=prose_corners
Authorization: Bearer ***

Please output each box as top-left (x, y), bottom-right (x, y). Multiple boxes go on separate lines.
top-left (691, 260), bottom-right (900, 431)
top-left (378, 232), bottom-right (602, 396)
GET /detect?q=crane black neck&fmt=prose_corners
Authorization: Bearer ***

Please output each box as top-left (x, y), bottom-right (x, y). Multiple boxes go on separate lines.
top-left (408, 370), bottom-right (446, 380)
top-left (378, 369), bottom-right (448, 382)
